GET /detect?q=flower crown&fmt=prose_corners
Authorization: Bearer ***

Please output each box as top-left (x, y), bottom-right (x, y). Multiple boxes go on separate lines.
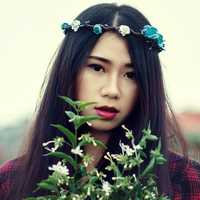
top-left (61, 20), bottom-right (165, 52)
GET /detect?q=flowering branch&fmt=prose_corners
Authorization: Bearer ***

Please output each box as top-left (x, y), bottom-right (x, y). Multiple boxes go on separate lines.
top-left (25, 96), bottom-right (170, 200)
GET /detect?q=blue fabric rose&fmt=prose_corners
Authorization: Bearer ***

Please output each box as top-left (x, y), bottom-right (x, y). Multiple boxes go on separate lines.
top-left (61, 22), bottom-right (71, 32)
top-left (156, 33), bottom-right (165, 49)
top-left (141, 25), bottom-right (158, 38)
top-left (93, 24), bottom-right (102, 35)
top-left (141, 25), bottom-right (165, 50)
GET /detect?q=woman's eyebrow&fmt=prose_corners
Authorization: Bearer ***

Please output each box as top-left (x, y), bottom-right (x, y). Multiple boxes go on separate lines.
top-left (88, 55), bottom-right (134, 69)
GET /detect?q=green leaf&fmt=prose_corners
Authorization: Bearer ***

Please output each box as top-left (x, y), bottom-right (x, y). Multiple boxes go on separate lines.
top-left (94, 139), bottom-right (107, 149)
top-left (77, 140), bottom-right (89, 147)
top-left (77, 138), bottom-right (106, 149)
top-left (59, 96), bottom-right (98, 113)
top-left (147, 135), bottom-right (158, 141)
top-left (142, 128), bottom-right (151, 136)
top-left (65, 112), bottom-right (101, 130)
top-left (25, 195), bottom-right (58, 200)
top-left (89, 176), bottom-right (99, 184)
top-left (45, 175), bottom-right (58, 186)
top-left (50, 124), bottom-right (75, 146)
top-left (37, 181), bottom-right (58, 192)
top-left (156, 156), bottom-right (167, 165)
top-left (83, 114), bottom-right (102, 121)
top-left (75, 100), bottom-right (97, 112)
top-left (58, 96), bottom-right (77, 112)
top-left (46, 151), bottom-right (77, 170)
top-left (141, 157), bottom-right (155, 177)
top-left (65, 111), bottom-right (76, 120)
top-left (157, 139), bottom-right (161, 151)
top-left (112, 161), bottom-right (122, 178)
top-left (76, 115), bottom-right (101, 129)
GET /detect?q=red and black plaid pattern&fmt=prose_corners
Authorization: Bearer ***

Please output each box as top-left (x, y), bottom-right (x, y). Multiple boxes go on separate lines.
top-left (1, 152), bottom-right (200, 199)
top-left (169, 152), bottom-right (200, 200)
top-left (0, 158), bottom-right (21, 199)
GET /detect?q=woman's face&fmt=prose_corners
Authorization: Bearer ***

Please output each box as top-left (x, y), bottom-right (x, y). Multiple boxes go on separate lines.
top-left (75, 32), bottom-right (138, 132)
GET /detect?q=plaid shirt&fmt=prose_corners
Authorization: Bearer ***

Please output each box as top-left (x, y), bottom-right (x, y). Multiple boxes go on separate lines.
top-left (1, 152), bottom-right (200, 199)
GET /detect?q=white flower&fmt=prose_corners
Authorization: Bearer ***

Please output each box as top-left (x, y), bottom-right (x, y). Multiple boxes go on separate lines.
top-left (83, 154), bottom-right (93, 167)
top-left (102, 181), bottom-right (112, 196)
top-left (104, 152), bottom-right (112, 161)
top-left (55, 137), bottom-right (64, 145)
top-left (133, 173), bottom-right (137, 181)
top-left (48, 161), bottom-right (69, 176)
top-left (78, 134), bottom-right (97, 146)
top-left (90, 169), bottom-right (106, 179)
top-left (121, 124), bottom-right (133, 139)
top-left (111, 153), bottom-right (125, 162)
top-left (71, 193), bottom-right (86, 200)
top-left (57, 178), bottom-right (65, 185)
top-left (119, 141), bottom-right (135, 156)
top-left (86, 121), bottom-right (92, 126)
top-left (71, 20), bottom-right (81, 32)
top-left (128, 185), bottom-right (134, 190)
top-left (71, 146), bottom-right (83, 157)
top-left (42, 137), bottom-right (64, 152)
top-left (131, 139), bottom-right (142, 152)
top-left (42, 140), bottom-right (58, 152)
top-left (42, 140), bottom-right (54, 147)
top-left (134, 144), bottom-right (142, 151)
top-left (118, 25), bottom-right (131, 36)
top-left (86, 185), bottom-right (94, 196)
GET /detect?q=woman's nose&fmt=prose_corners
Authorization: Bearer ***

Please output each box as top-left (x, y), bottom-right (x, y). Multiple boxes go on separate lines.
top-left (100, 75), bottom-right (120, 99)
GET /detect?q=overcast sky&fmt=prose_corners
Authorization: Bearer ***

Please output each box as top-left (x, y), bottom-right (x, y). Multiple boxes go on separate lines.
top-left (0, 0), bottom-right (200, 125)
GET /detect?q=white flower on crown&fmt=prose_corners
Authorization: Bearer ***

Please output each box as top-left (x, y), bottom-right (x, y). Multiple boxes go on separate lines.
top-left (118, 25), bottom-right (131, 36)
top-left (71, 20), bottom-right (81, 32)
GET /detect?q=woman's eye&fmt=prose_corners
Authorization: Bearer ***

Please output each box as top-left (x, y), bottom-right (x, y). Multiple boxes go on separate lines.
top-left (125, 71), bottom-right (136, 80)
top-left (88, 64), bottom-right (104, 72)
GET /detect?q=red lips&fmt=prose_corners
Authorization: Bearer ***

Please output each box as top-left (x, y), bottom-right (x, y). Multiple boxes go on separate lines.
top-left (95, 106), bottom-right (119, 120)
top-left (95, 106), bottom-right (119, 113)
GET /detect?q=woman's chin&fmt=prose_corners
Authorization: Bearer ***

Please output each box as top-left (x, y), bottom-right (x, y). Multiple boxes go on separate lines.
top-left (87, 119), bottom-right (119, 132)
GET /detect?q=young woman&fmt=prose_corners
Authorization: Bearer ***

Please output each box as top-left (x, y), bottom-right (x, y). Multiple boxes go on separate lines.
top-left (1, 3), bottom-right (200, 200)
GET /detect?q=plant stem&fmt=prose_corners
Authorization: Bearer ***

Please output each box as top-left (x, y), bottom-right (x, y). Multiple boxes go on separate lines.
top-left (74, 127), bottom-right (78, 165)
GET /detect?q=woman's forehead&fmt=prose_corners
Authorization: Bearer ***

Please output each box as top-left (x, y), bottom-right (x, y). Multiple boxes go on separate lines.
top-left (89, 32), bottom-right (132, 65)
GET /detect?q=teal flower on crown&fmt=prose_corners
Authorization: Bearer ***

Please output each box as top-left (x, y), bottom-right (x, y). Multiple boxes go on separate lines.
top-left (156, 33), bottom-right (165, 49)
top-left (61, 22), bottom-right (71, 34)
top-left (141, 25), bottom-right (158, 38)
top-left (93, 24), bottom-right (102, 35)
top-left (61, 22), bottom-right (71, 32)
top-left (141, 25), bottom-right (165, 50)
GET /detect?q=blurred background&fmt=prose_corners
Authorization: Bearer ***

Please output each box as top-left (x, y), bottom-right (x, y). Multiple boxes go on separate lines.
top-left (0, 0), bottom-right (200, 164)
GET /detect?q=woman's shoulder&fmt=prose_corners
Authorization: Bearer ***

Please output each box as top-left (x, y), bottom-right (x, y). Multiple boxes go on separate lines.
top-left (0, 157), bottom-right (23, 197)
top-left (169, 151), bottom-right (200, 199)
top-left (169, 151), bottom-right (200, 180)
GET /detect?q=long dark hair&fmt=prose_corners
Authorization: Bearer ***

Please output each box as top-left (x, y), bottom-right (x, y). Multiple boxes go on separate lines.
top-left (6, 3), bottom-right (187, 199)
